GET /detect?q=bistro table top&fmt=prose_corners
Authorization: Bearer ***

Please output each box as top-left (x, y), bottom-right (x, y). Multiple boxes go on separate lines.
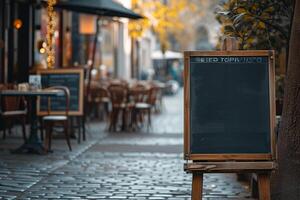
top-left (0, 89), bottom-right (64, 96)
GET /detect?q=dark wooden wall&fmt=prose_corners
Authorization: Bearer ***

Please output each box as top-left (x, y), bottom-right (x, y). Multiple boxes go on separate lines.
top-left (0, 0), bottom-right (35, 83)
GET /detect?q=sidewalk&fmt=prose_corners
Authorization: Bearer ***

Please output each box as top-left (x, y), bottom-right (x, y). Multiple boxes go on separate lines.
top-left (0, 89), bottom-right (255, 199)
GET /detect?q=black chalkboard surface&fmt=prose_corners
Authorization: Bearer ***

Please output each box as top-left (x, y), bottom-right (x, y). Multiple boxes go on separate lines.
top-left (37, 68), bottom-right (84, 116)
top-left (184, 51), bottom-right (275, 161)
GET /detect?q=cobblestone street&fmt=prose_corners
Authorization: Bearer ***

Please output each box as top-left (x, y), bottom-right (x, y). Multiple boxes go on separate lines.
top-left (0, 89), bottom-right (255, 199)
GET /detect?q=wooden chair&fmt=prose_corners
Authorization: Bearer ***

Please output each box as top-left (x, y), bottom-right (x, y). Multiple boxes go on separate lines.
top-left (148, 85), bottom-right (160, 109)
top-left (142, 85), bottom-right (160, 130)
top-left (88, 86), bottom-right (110, 120)
top-left (0, 84), bottom-right (27, 140)
top-left (107, 84), bottom-right (130, 132)
top-left (41, 86), bottom-right (72, 151)
top-left (130, 85), bottom-right (151, 130)
top-left (149, 81), bottom-right (165, 113)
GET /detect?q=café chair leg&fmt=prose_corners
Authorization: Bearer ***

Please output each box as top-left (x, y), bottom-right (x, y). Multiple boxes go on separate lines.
top-left (121, 109), bottom-right (127, 131)
top-left (8, 127), bottom-right (12, 135)
top-left (77, 117), bottom-right (81, 144)
top-left (44, 124), bottom-right (52, 152)
top-left (109, 110), bottom-right (116, 132)
top-left (116, 109), bottom-right (121, 131)
top-left (40, 118), bottom-right (44, 141)
top-left (2, 128), bottom-right (6, 140)
top-left (147, 109), bottom-right (151, 132)
top-left (64, 121), bottom-right (72, 151)
top-left (69, 117), bottom-right (76, 139)
top-left (108, 112), bottom-right (113, 132)
top-left (21, 117), bottom-right (27, 141)
top-left (131, 109), bottom-right (137, 131)
top-left (110, 109), bottom-right (119, 132)
top-left (81, 116), bottom-right (86, 141)
top-left (2, 118), bottom-right (5, 139)
top-left (108, 117), bottom-right (112, 132)
top-left (48, 129), bottom-right (52, 152)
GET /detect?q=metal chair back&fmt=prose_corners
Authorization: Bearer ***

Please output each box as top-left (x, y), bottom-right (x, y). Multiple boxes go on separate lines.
top-left (45, 86), bottom-right (70, 117)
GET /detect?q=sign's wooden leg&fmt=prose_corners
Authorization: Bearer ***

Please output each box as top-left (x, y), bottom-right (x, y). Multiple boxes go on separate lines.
top-left (258, 173), bottom-right (271, 200)
top-left (192, 173), bottom-right (203, 200)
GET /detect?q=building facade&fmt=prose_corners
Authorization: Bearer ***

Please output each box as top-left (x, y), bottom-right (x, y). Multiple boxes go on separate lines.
top-left (0, 0), bottom-right (35, 83)
top-left (0, 0), bottom-right (149, 83)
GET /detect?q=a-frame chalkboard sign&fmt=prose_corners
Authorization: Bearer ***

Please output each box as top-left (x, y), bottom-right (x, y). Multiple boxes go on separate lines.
top-left (184, 46), bottom-right (276, 199)
top-left (184, 50), bottom-right (276, 160)
top-left (37, 68), bottom-right (84, 116)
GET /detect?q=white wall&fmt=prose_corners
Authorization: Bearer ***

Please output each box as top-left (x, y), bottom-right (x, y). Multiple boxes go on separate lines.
top-left (113, 0), bottom-right (154, 80)
top-left (114, 0), bottom-right (132, 80)
top-left (138, 30), bottom-right (154, 76)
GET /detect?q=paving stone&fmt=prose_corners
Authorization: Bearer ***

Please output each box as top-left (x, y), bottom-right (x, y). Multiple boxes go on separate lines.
top-left (0, 90), bottom-right (256, 199)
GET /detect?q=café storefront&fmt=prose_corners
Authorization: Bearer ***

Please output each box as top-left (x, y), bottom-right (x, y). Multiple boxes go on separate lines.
top-left (0, 0), bottom-right (142, 84)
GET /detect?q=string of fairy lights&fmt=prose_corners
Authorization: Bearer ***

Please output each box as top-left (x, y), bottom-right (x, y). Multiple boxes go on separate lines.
top-left (46, 0), bottom-right (57, 68)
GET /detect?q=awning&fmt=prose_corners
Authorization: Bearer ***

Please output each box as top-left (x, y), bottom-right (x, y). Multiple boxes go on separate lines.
top-left (43, 0), bottom-right (143, 19)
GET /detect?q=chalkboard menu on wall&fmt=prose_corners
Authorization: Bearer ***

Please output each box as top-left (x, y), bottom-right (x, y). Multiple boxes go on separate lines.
top-left (184, 51), bottom-right (275, 161)
top-left (37, 68), bottom-right (84, 116)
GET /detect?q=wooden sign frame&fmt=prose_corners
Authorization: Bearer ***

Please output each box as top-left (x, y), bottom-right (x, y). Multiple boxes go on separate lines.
top-left (184, 50), bottom-right (276, 161)
top-left (37, 68), bottom-right (84, 116)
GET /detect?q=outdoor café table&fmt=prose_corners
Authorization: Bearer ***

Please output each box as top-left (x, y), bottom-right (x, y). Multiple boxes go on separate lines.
top-left (0, 89), bottom-right (64, 154)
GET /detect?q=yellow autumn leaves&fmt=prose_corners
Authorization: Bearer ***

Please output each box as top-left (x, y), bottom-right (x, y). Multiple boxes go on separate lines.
top-left (129, 0), bottom-right (195, 52)
top-left (217, 0), bottom-right (280, 49)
